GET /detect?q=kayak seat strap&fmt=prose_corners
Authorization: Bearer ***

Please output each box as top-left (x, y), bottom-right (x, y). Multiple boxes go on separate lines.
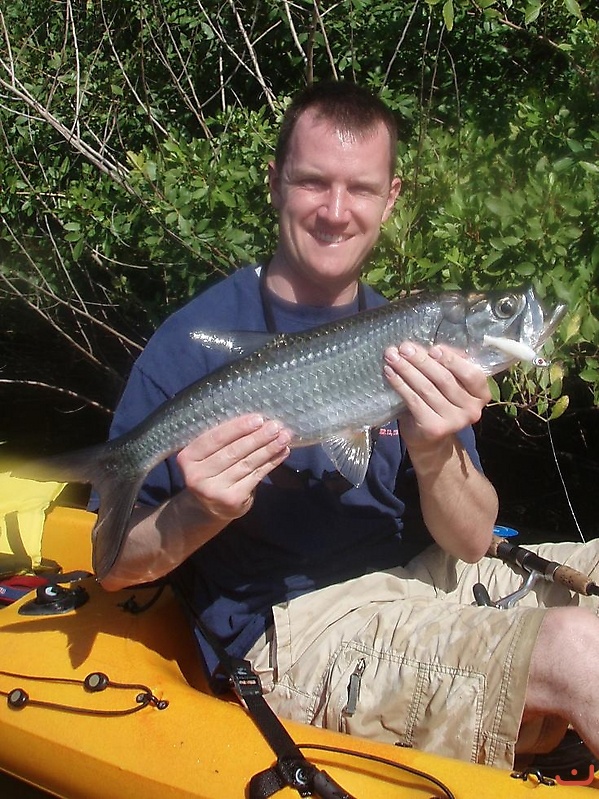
top-left (171, 567), bottom-right (355, 798)
top-left (228, 657), bottom-right (354, 799)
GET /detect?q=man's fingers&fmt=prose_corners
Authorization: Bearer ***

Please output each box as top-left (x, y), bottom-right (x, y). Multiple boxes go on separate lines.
top-left (219, 424), bottom-right (292, 484)
top-left (181, 416), bottom-right (289, 472)
top-left (384, 343), bottom-right (490, 410)
top-left (184, 435), bottom-right (291, 522)
top-left (176, 415), bottom-right (292, 520)
top-left (183, 414), bottom-right (267, 459)
top-left (222, 442), bottom-right (291, 506)
top-left (383, 342), bottom-right (490, 444)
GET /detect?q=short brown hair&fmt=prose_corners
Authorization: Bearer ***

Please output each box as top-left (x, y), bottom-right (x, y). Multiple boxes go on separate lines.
top-left (275, 81), bottom-right (398, 178)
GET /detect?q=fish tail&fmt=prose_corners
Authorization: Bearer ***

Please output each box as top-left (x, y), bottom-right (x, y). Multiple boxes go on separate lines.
top-left (12, 443), bottom-right (111, 485)
top-left (90, 472), bottom-right (145, 580)
top-left (12, 443), bottom-right (145, 580)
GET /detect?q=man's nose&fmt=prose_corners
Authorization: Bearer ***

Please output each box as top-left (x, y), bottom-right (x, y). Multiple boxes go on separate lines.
top-left (319, 185), bottom-right (350, 223)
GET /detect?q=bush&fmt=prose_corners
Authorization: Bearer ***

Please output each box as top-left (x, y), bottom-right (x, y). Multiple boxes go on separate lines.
top-left (0, 0), bottom-right (597, 422)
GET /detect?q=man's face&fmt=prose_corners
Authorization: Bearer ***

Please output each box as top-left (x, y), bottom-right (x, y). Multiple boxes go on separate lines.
top-left (269, 109), bottom-right (401, 303)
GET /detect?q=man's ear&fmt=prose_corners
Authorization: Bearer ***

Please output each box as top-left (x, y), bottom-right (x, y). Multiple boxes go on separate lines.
top-left (382, 176), bottom-right (402, 223)
top-left (268, 161), bottom-right (282, 210)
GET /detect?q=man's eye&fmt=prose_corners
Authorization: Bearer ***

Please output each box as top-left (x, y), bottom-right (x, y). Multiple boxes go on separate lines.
top-left (350, 185), bottom-right (376, 196)
top-left (300, 179), bottom-right (325, 190)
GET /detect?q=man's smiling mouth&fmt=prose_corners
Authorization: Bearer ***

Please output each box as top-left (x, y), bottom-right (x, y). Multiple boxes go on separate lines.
top-left (313, 231), bottom-right (349, 244)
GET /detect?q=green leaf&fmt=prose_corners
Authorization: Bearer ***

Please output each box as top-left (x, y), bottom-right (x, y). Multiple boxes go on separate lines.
top-left (144, 161), bottom-right (157, 182)
top-left (524, 0), bottom-right (542, 24)
top-left (72, 238), bottom-right (85, 260)
top-left (563, 0), bottom-right (583, 19)
top-left (553, 157), bottom-right (575, 172)
top-left (442, 0), bottom-right (454, 31)
top-left (514, 262), bottom-right (536, 276)
top-left (549, 395), bottom-right (569, 420)
top-left (485, 197), bottom-right (514, 219)
top-left (579, 367), bottom-right (599, 383)
top-left (563, 312), bottom-right (582, 342)
top-left (487, 377), bottom-right (501, 402)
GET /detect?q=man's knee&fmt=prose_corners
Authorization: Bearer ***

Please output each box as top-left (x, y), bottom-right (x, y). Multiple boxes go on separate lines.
top-left (536, 605), bottom-right (597, 649)
top-left (526, 606), bottom-right (598, 715)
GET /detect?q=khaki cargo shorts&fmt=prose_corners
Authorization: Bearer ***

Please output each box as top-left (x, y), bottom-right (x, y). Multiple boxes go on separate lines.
top-left (247, 540), bottom-right (599, 769)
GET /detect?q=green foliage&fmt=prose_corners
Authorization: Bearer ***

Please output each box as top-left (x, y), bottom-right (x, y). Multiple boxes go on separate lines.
top-left (0, 0), bottom-right (597, 418)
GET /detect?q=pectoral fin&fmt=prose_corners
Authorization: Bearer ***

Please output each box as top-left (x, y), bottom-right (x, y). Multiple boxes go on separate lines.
top-left (322, 428), bottom-right (373, 488)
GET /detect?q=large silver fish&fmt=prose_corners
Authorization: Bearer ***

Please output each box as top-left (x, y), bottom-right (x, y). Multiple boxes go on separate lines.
top-left (16, 287), bottom-right (565, 579)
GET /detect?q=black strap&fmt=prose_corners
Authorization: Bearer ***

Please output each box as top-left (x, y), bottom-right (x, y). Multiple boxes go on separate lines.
top-left (214, 652), bottom-right (354, 799)
top-left (250, 767), bottom-right (287, 799)
top-left (227, 657), bottom-right (305, 763)
top-left (172, 573), bottom-right (355, 799)
top-left (250, 760), bottom-right (355, 799)
top-left (217, 653), bottom-right (354, 797)
top-left (258, 261), bottom-right (367, 334)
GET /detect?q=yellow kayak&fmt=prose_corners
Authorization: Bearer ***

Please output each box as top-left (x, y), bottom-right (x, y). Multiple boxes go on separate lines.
top-left (0, 505), bottom-right (597, 798)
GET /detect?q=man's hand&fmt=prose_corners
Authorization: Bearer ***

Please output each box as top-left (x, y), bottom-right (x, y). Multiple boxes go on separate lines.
top-left (176, 414), bottom-right (292, 521)
top-left (383, 342), bottom-right (491, 450)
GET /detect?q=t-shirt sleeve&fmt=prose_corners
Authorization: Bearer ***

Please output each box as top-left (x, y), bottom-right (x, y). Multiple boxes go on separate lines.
top-left (456, 424), bottom-right (483, 472)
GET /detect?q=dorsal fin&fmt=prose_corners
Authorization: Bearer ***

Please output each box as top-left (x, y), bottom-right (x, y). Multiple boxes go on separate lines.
top-left (190, 331), bottom-right (276, 358)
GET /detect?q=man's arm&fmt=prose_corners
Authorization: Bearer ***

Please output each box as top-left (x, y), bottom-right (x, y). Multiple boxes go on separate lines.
top-left (384, 342), bottom-right (498, 562)
top-left (100, 414), bottom-right (291, 590)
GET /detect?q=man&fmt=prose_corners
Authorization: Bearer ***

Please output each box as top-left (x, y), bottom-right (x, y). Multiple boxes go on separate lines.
top-left (100, 81), bottom-right (599, 769)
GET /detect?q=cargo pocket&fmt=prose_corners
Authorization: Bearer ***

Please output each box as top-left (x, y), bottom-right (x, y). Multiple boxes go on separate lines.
top-left (317, 641), bottom-right (486, 761)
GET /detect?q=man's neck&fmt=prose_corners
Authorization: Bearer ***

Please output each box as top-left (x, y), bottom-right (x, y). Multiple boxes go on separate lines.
top-left (265, 257), bottom-right (359, 308)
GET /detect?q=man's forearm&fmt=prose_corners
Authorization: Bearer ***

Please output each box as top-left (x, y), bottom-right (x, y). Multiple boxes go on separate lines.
top-left (99, 489), bottom-right (228, 591)
top-left (410, 436), bottom-right (498, 563)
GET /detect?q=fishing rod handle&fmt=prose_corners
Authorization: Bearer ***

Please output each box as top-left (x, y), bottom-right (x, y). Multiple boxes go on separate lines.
top-left (487, 538), bottom-right (598, 597)
top-left (553, 563), bottom-right (599, 596)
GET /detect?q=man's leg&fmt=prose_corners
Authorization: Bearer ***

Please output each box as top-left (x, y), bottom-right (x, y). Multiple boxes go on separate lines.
top-left (247, 569), bottom-right (548, 769)
top-left (525, 605), bottom-right (599, 757)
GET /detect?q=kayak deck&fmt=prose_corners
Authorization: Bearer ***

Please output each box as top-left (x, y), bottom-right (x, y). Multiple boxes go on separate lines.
top-left (0, 506), bottom-right (596, 798)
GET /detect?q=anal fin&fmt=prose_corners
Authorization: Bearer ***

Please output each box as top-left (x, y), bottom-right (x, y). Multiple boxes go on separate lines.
top-left (322, 428), bottom-right (373, 488)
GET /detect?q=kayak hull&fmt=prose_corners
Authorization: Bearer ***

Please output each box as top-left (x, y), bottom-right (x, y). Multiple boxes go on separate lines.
top-left (0, 506), bottom-right (596, 798)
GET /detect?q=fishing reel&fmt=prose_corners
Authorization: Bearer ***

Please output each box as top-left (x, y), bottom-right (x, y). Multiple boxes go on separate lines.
top-left (473, 526), bottom-right (599, 609)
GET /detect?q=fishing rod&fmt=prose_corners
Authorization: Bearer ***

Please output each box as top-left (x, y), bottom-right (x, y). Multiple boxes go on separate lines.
top-left (474, 536), bottom-right (599, 609)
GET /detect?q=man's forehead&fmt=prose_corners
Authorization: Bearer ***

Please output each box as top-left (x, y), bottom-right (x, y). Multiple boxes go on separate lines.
top-left (294, 107), bottom-right (386, 144)
top-left (283, 108), bottom-right (395, 176)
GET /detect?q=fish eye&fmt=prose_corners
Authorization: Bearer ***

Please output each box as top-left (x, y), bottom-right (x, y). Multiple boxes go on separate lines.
top-left (494, 295), bottom-right (520, 319)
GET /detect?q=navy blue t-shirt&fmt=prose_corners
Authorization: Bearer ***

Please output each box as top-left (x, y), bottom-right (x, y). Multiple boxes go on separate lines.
top-left (106, 265), bottom-right (481, 671)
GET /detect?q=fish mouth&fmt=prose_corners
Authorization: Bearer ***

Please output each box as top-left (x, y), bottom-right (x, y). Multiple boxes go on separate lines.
top-left (473, 287), bottom-right (567, 374)
top-left (519, 286), bottom-right (567, 357)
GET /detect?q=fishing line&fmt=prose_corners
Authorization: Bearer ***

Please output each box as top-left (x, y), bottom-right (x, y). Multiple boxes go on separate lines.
top-left (545, 419), bottom-right (586, 543)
